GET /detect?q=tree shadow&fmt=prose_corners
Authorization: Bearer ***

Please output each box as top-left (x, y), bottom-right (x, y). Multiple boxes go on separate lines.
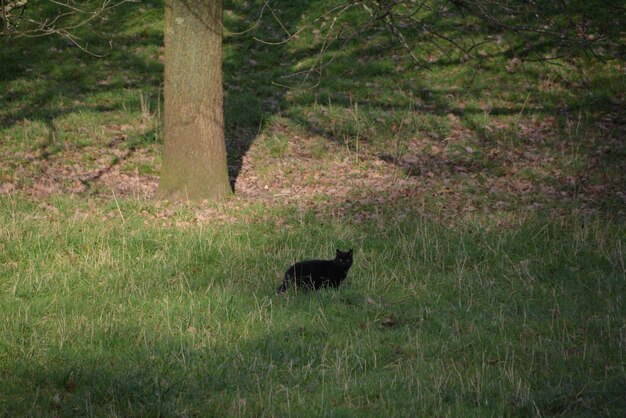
top-left (0, 26), bottom-right (164, 128)
top-left (1, 288), bottom-right (366, 416)
top-left (250, 1), bottom-right (625, 219)
top-left (221, 1), bottom-right (299, 191)
top-left (1, 0), bottom-right (623, 215)
top-left (0, 0), bottom-right (291, 194)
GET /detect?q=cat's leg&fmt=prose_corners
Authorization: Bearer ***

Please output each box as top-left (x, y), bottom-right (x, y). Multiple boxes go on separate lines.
top-left (277, 272), bottom-right (292, 293)
top-left (314, 277), bottom-right (331, 290)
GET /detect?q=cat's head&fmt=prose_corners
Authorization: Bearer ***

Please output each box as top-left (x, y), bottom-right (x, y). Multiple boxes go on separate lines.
top-left (334, 249), bottom-right (353, 269)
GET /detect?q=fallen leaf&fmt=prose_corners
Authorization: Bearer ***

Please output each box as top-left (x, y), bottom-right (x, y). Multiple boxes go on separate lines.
top-left (506, 57), bottom-right (521, 72)
top-left (381, 313), bottom-right (396, 327)
top-left (0, 182), bottom-right (16, 194)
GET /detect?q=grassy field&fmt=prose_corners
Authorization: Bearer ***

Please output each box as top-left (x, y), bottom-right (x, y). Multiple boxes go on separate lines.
top-left (1, 0), bottom-right (625, 416)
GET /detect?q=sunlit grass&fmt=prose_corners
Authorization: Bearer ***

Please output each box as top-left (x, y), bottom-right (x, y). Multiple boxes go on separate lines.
top-left (0, 197), bottom-right (624, 415)
top-left (1, 0), bottom-right (625, 415)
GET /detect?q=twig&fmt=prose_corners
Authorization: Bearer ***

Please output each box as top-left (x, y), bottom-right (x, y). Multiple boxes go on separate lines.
top-left (2, 0), bottom-right (136, 56)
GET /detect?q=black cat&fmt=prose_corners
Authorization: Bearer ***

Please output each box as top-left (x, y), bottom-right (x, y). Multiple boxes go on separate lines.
top-left (277, 249), bottom-right (354, 292)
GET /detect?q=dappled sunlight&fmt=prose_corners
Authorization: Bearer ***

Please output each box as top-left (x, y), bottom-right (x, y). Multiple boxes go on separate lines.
top-left (1, 0), bottom-right (625, 415)
top-left (1, 0), bottom-right (624, 225)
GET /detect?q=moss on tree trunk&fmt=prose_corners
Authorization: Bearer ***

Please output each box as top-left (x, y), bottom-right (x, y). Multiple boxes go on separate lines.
top-left (157, 0), bottom-right (231, 201)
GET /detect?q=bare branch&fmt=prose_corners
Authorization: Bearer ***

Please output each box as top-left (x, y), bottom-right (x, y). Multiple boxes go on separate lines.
top-left (238, 0), bottom-right (624, 87)
top-left (1, 0), bottom-right (137, 54)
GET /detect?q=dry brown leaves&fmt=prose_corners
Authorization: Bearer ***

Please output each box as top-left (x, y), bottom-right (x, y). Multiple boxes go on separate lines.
top-left (0, 143), bottom-right (158, 200)
top-left (2, 107), bottom-right (624, 227)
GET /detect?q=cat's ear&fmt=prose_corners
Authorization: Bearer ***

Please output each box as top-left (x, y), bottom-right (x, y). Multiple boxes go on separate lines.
top-left (336, 249), bottom-right (341, 256)
top-left (348, 249), bottom-right (353, 256)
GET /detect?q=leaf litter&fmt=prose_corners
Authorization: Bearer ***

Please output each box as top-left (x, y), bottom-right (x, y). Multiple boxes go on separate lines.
top-left (0, 99), bottom-right (624, 228)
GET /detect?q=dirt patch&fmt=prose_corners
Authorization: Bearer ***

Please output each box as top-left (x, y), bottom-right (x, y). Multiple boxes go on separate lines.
top-left (1, 110), bottom-right (624, 227)
top-left (1, 144), bottom-right (159, 199)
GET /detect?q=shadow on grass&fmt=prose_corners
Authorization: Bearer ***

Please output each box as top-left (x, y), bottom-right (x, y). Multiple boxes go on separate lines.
top-left (0, 0), bottom-right (623, 216)
top-left (2, 298), bottom-right (344, 415)
top-left (0, 0), bottom-right (293, 191)
top-left (5, 283), bottom-right (625, 416)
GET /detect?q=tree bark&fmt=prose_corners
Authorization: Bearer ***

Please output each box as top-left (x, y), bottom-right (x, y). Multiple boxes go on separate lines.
top-left (158, 0), bottom-right (231, 201)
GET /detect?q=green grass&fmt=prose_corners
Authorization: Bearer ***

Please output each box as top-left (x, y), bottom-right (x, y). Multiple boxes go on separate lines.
top-left (0, 198), bottom-right (624, 416)
top-left (1, 0), bottom-right (625, 415)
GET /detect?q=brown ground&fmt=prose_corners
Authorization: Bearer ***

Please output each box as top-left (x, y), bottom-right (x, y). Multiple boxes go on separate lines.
top-left (1, 108), bottom-right (624, 227)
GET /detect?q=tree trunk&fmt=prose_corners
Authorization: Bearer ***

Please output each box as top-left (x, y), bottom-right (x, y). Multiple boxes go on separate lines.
top-left (157, 0), bottom-right (231, 201)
